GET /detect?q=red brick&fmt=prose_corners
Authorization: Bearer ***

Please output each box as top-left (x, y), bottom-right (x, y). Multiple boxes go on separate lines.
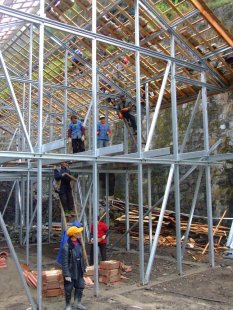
top-left (99, 268), bottom-right (120, 277)
top-left (99, 260), bottom-right (120, 270)
top-left (99, 274), bottom-right (121, 284)
top-left (43, 281), bottom-right (63, 290)
top-left (43, 288), bottom-right (64, 297)
top-left (84, 265), bottom-right (94, 276)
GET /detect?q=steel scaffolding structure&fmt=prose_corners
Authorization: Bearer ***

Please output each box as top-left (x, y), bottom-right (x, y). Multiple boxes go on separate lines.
top-left (0, 0), bottom-right (233, 309)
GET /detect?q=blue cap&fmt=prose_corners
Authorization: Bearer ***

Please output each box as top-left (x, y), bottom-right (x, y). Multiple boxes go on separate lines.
top-left (71, 220), bottom-right (83, 228)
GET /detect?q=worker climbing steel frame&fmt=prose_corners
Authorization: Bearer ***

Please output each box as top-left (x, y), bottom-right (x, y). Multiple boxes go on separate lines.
top-left (0, 0), bottom-right (233, 309)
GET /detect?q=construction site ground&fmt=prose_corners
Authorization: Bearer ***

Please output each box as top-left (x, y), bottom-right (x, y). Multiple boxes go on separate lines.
top-left (1, 233), bottom-right (233, 310)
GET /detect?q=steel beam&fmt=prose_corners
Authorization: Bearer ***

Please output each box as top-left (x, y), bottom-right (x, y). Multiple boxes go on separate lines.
top-left (0, 5), bottom-right (211, 72)
top-left (180, 91), bottom-right (201, 153)
top-left (2, 180), bottom-right (16, 217)
top-left (144, 164), bottom-right (175, 283)
top-left (181, 168), bottom-right (203, 258)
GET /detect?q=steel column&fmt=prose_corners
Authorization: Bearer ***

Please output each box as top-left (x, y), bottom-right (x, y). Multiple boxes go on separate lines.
top-left (48, 177), bottom-right (53, 244)
top-left (26, 166), bottom-right (30, 264)
top-left (36, 1), bottom-right (45, 308)
top-left (64, 49), bottom-right (68, 153)
top-left (135, 0), bottom-right (144, 283)
top-left (171, 34), bottom-right (182, 274)
top-left (105, 174), bottom-right (110, 244)
top-left (125, 172), bottom-right (130, 251)
top-left (28, 24), bottom-right (33, 139)
top-left (201, 71), bottom-right (215, 266)
top-left (147, 168), bottom-right (152, 250)
top-left (92, 0), bottom-right (99, 297)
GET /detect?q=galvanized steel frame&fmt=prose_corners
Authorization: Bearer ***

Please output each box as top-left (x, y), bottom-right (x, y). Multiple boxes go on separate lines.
top-left (0, 2), bottom-right (233, 310)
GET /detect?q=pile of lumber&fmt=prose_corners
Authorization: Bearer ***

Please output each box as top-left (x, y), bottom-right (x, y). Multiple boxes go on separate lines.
top-left (0, 251), bottom-right (8, 269)
top-left (111, 199), bottom-right (229, 252)
top-left (99, 260), bottom-right (121, 285)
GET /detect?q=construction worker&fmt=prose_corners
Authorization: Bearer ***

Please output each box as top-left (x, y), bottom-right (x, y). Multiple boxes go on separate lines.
top-left (109, 94), bottom-right (137, 135)
top-left (71, 48), bottom-right (85, 75)
top-left (97, 115), bottom-right (111, 148)
top-left (89, 216), bottom-right (109, 265)
top-left (68, 115), bottom-right (85, 153)
top-left (62, 226), bottom-right (87, 310)
top-left (54, 162), bottom-right (74, 212)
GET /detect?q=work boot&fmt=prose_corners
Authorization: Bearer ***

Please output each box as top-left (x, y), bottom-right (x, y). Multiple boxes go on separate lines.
top-left (65, 293), bottom-right (72, 310)
top-left (74, 289), bottom-right (87, 310)
top-left (76, 302), bottom-right (87, 310)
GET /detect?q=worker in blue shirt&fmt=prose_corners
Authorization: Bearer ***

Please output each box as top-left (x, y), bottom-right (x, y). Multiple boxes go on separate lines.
top-left (97, 115), bottom-right (111, 148)
top-left (68, 115), bottom-right (85, 153)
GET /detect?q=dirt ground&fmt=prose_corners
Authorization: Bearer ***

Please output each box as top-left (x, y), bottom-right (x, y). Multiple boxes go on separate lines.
top-left (0, 234), bottom-right (233, 310)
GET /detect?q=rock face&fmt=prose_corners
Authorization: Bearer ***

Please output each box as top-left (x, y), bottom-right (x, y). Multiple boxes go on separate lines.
top-left (114, 91), bottom-right (233, 219)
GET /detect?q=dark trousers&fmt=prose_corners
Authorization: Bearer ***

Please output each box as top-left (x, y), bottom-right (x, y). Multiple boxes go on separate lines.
top-left (122, 111), bottom-right (137, 131)
top-left (72, 138), bottom-right (85, 153)
top-left (64, 276), bottom-right (85, 302)
top-left (59, 190), bottom-right (74, 211)
top-left (89, 243), bottom-right (107, 266)
top-left (72, 60), bottom-right (84, 74)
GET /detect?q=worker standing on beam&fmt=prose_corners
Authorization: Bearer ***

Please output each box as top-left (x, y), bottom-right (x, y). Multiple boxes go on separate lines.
top-left (68, 115), bottom-right (85, 153)
top-left (97, 115), bottom-right (112, 148)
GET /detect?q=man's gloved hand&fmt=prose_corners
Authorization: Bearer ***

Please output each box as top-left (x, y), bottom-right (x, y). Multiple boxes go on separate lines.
top-left (65, 277), bottom-right (72, 282)
top-left (81, 135), bottom-right (85, 142)
top-left (102, 235), bottom-right (106, 240)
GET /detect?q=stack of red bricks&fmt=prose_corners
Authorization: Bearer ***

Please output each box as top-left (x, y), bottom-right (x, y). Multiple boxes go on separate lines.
top-left (0, 251), bottom-right (8, 269)
top-left (23, 268), bottom-right (64, 297)
top-left (99, 260), bottom-right (121, 285)
top-left (42, 270), bottom-right (64, 297)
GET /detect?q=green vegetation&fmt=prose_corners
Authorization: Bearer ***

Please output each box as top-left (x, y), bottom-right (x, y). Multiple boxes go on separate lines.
top-left (206, 0), bottom-right (232, 10)
top-left (44, 58), bottom-right (63, 81)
